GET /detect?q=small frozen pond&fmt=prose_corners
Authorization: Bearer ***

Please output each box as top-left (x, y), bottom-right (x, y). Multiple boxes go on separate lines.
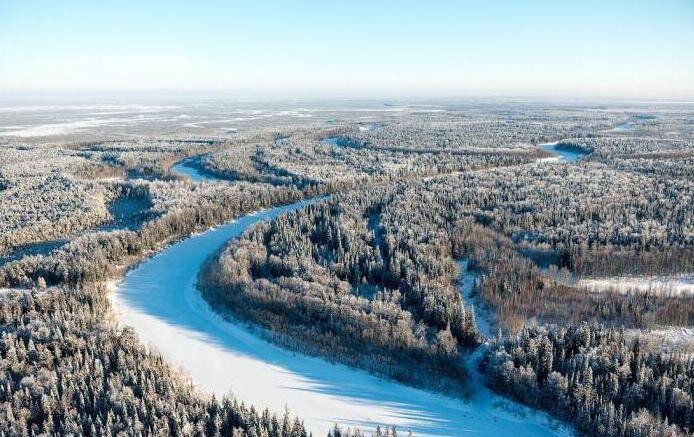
top-left (359, 122), bottom-right (382, 132)
top-left (97, 196), bottom-right (153, 232)
top-left (273, 135), bottom-right (290, 146)
top-left (607, 122), bottom-right (634, 132)
top-left (538, 141), bottom-right (589, 163)
top-left (322, 136), bottom-right (362, 148)
top-left (323, 136), bottom-right (344, 147)
top-left (0, 239), bottom-right (68, 266)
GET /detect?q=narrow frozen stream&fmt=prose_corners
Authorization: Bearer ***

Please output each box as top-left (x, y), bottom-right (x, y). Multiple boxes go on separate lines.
top-left (112, 200), bottom-right (571, 436)
top-left (458, 260), bottom-right (494, 338)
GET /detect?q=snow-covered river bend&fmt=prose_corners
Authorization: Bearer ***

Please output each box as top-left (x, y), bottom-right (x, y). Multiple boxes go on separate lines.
top-left (112, 168), bottom-right (570, 435)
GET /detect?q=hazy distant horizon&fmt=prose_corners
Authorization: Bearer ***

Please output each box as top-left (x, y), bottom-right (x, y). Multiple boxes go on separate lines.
top-left (2, 89), bottom-right (694, 105)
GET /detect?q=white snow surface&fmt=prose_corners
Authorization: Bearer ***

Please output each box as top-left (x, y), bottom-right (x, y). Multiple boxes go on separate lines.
top-left (458, 260), bottom-right (495, 338)
top-left (455, 260), bottom-right (573, 436)
top-left (626, 327), bottom-right (694, 355)
top-left (112, 199), bottom-right (571, 436)
top-left (536, 156), bottom-right (561, 163)
top-left (0, 288), bottom-right (31, 297)
top-left (576, 274), bottom-right (694, 296)
top-left (0, 118), bottom-right (126, 137)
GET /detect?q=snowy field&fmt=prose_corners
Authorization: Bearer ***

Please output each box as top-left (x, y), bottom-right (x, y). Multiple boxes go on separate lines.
top-left (542, 266), bottom-right (693, 297)
top-left (576, 274), bottom-right (694, 296)
top-left (0, 118), bottom-right (126, 137)
top-left (0, 99), bottom-right (412, 140)
top-left (627, 326), bottom-right (694, 355)
top-left (111, 199), bottom-right (571, 436)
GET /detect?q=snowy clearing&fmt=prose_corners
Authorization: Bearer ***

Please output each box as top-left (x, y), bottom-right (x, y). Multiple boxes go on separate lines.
top-left (626, 327), bottom-right (694, 356)
top-left (542, 267), bottom-right (693, 297)
top-left (458, 260), bottom-right (495, 338)
top-left (576, 274), bottom-right (694, 296)
top-left (0, 118), bottom-right (125, 137)
top-left (536, 156), bottom-right (561, 163)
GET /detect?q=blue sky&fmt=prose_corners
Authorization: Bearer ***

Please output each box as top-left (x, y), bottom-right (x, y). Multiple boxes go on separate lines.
top-left (1, 0), bottom-right (693, 98)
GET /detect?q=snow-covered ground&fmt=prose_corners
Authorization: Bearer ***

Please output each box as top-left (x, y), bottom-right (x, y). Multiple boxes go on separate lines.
top-left (536, 156), bottom-right (561, 164)
top-left (458, 260), bottom-right (495, 338)
top-left (111, 199), bottom-right (571, 436)
top-left (541, 266), bottom-right (693, 297)
top-left (606, 122), bottom-right (634, 132)
top-left (626, 326), bottom-right (694, 355)
top-left (575, 274), bottom-right (693, 296)
top-left (0, 287), bottom-right (34, 299)
top-left (455, 260), bottom-right (573, 434)
top-left (359, 122), bottom-right (382, 132)
top-left (0, 118), bottom-right (126, 137)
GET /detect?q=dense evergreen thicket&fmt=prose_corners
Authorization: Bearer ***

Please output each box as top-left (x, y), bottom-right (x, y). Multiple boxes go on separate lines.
top-left (483, 323), bottom-right (693, 436)
top-left (203, 170), bottom-right (691, 338)
top-left (433, 165), bottom-right (693, 255)
top-left (0, 287), bottom-right (308, 436)
top-left (345, 109), bottom-right (619, 150)
top-left (0, 140), bottom-right (219, 255)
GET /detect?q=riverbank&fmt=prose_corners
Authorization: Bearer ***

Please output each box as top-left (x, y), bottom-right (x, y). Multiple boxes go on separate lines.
top-left (111, 198), bottom-right (572, 436)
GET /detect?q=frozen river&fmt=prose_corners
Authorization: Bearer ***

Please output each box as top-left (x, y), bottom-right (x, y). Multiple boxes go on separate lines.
top-left (112, 183), bottom-right (570, 435)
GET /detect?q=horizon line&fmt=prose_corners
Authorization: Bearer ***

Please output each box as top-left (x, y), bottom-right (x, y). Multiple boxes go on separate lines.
top-left (2, 89), bottom-right (694, 104)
